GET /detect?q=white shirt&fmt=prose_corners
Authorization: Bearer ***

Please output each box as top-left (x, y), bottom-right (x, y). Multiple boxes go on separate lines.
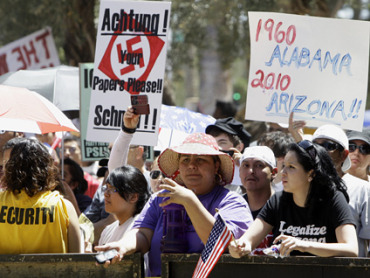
top-left (342, 173), bottom-right (370, 257)
top-left (98, 217), bottom-right (135, 245)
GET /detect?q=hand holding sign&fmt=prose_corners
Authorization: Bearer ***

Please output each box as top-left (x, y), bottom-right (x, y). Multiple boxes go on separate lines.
top-left (124, 107), bottom-right (140, 130)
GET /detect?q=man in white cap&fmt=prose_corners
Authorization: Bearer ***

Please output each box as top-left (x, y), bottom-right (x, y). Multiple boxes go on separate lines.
top-left (312, 124), bottom-right (370, 257)
top-left (239, 146), bottom-right (277, 219)
top-left (239, 145), bottom-right (277, 254)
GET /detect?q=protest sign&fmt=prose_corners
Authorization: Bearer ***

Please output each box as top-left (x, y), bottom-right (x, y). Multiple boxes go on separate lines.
top-left (245, 12), bottom-right (370, 131)
top-left (86, 0), bottom-right (171, 145)
top-left (80, 63), bottom-right (110, 161)
top-left (0, 27), bottom-right (60, 76)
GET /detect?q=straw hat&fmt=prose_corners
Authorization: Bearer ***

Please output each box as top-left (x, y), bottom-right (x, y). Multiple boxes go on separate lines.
top-left (158, 133), bottom-right (234, 186)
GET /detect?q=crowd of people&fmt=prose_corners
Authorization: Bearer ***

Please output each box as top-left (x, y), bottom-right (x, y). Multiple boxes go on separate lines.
top-left (0, 106), bottom-right (369, 276)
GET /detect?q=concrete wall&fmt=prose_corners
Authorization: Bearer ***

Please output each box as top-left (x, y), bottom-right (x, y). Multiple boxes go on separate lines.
top-left (0, 253), bottom-right (143, 278)
top-left (161, 254), bottom-right (370, 278)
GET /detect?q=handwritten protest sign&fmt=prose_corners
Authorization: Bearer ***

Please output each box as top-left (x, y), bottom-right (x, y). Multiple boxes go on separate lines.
top-left (0, 27), bottom-right (60, 76)
top-left (80, 63), bottom-right (110, 161)
top-left (245, 12), bottom-right (370, 131)
top-left (86, 0), bottom-right (171, 145)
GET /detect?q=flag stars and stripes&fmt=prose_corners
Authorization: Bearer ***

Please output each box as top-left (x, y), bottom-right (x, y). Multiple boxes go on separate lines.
top-left (201, 220), bottom-right (225, 262)
top-left (192, 213), bottom-right (233, 278)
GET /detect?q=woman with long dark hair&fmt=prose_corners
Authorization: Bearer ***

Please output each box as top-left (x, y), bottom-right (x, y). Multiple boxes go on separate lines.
top-left (98, 165), bottom-right (150, 245)
top-left (229, 140), bottom-right (358, 257)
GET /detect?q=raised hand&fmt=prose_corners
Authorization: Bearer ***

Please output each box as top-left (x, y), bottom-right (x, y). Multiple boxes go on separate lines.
top-left (288, 112), bottom-right (306, 142)
top-left (123, 106), bottom-right (140, 129)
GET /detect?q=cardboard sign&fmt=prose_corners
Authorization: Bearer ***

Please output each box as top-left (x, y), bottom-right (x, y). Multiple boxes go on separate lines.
top-left (245, 12), bottom-right (370, 131)
top-left (86, 0), bottom-right (171, 145)
top-left (80, 63), bottom-right (110, 161)
top-left (0, 27), bottom-right (60, 75)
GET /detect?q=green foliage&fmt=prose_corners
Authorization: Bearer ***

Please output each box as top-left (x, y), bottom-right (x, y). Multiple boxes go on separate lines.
top-left (0, 0), bottom-right (97, 65)
top-left (0, 0), bottom-right (67, 46)
top-left (168, 0), bottom-right (278, 72)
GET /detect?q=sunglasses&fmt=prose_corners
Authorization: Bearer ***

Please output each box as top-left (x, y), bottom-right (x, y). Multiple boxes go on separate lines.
top-left (349, 143), bottom-right (370, 155)
top-left (150, 170), bottom-right (165, 180)
top-left (298, 140), bottom-right (316, 161)
top-left (316, 141), bottom-right (344, 152)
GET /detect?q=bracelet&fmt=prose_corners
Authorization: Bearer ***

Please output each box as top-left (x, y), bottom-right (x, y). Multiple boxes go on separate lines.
top-left (121, 123), bottom-right (136, 134)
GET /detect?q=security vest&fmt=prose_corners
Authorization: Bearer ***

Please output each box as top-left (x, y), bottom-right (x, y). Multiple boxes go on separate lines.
top-left (0, 190), bottom-right (69, 254)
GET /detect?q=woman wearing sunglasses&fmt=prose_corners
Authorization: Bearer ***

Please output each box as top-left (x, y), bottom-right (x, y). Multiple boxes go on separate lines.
top-left (345, 130), bottom-right (370, 182)
top-left (229, 140), bottom-right (358, 258)
top-left (149, 160), bottom-right (165, 193)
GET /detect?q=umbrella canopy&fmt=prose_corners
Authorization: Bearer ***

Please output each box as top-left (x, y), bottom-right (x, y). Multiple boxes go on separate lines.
top-left (0, 65), bottom-right (79, 112)
top-left (0, 85), bottom-right (78, 134)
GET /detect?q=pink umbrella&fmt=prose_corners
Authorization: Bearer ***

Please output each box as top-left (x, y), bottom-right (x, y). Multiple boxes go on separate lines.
top-left (0, 85), bottom-right (78, 134)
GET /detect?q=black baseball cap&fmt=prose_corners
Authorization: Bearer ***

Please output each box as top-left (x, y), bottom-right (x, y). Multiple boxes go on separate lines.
top-left (206, 117), bottom-right (251, 149)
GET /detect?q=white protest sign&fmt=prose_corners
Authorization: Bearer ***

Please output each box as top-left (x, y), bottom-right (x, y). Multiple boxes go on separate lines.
top-left (86, 0), bottom-right (171, 145)
top-left (80, 63), bottom-right (110, 161)
top-left (245, 12), bottom-right (370, 131)
top-left (0, 27), bottom-right (60, 75)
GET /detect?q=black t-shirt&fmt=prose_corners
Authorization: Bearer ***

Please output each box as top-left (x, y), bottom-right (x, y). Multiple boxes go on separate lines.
top-left (258, 190), bottom-right (355, 255)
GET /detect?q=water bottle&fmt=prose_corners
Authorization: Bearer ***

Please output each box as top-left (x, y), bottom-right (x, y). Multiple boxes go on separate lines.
top-left (160, 203), bottom-right (188, 253)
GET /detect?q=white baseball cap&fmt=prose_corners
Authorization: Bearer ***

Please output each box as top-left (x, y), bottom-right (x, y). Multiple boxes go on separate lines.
top-left (240, 146), bottom-right (276, 168)
top-left (312, 124), bottom-right (351, 172)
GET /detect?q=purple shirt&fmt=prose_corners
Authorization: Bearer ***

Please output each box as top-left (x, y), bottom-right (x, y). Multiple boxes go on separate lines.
top-left (133, 185), bottom-right (253, 276)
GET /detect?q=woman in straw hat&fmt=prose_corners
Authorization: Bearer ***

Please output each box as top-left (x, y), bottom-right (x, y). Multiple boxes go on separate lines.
top-left (95, 107), bottom-right (253, 276)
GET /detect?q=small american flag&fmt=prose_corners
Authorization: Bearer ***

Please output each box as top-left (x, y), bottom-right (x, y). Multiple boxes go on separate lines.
top-left (160, 104), bottom-right (216, 134)
top-left (192, 214), bottom-right (233, 278)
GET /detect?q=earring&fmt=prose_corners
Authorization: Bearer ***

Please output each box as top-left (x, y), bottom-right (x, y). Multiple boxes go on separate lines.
top-left (215, 173), bottom-right (222, 184)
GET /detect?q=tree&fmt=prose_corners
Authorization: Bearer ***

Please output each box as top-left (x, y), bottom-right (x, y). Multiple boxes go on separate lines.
top-left (168, 0), bottom-right (277, 114)
top-left (0, 0), bottom-right (369, 111)
top-left (0, 0), bottom-right (97, 65)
